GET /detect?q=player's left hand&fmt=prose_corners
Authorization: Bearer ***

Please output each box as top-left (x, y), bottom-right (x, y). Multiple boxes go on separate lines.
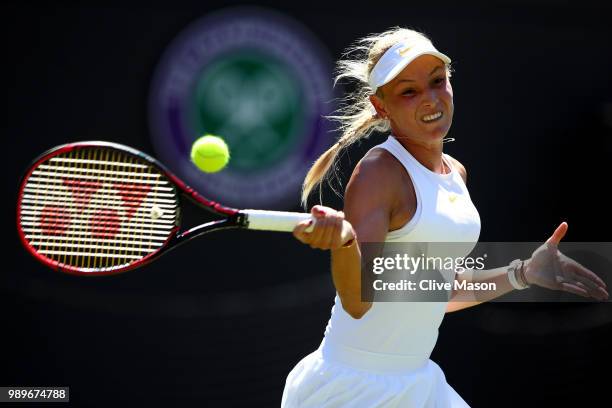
top-left (292, 205), bottom-right (355, 250)
top-left (524, 222), bottom-right (609, 300)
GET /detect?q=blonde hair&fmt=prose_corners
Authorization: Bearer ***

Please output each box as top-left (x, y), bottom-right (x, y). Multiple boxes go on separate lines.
top-left (300, 27), bottom-right (451, 208)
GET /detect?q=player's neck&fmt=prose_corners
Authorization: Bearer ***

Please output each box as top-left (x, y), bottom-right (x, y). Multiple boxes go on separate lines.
top-left (392, 135), bottom-right (446, 174)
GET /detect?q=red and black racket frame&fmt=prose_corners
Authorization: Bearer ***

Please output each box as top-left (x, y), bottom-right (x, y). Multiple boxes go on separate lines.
top-left (16, 141), bottom-right (250, 276)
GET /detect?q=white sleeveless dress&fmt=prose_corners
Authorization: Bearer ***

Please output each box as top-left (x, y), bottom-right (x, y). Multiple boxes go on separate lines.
top-left (282, 136), bottom-right (481, 407)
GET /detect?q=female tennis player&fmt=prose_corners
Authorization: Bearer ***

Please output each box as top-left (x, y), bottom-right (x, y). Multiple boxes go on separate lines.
top-left (283, 27), bottom-right (608, 407)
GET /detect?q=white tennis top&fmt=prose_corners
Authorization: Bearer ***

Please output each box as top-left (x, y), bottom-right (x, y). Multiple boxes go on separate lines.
top-left (282, 136), bottom-right (482, 407)
top-left (321, 135), bottom-right (481, 367)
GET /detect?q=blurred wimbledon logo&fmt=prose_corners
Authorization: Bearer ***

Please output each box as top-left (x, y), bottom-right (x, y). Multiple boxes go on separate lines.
top-left (193, 52), bottom-right (304, 170)
top-left (149, 8), bottom-right (334, 208)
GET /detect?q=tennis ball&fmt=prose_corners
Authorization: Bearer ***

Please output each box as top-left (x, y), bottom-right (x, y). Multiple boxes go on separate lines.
top-left (190, 135), bottom-right (230, 173)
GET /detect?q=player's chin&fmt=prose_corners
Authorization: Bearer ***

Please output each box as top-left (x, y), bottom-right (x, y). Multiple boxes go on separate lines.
top-left (422, 118), bottom-right (451, 136)
top-left (422, 124), bottom-right (450, 139)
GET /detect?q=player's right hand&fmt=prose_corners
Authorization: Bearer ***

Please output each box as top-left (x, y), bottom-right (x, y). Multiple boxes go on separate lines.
top-left (293, 205), bottom-right (356, 250)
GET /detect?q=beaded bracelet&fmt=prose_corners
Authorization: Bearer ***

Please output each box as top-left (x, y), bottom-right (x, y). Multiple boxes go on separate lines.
top-left (518, 260), bottom-right (530, 288)
top-left (508, 259), bottom-right (529, 290)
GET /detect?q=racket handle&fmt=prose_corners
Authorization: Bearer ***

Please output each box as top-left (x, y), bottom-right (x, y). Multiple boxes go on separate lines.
top-left (242, 209), bottom-right (314, 233)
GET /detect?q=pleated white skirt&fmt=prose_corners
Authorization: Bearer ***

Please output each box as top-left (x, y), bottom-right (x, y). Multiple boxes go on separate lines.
top-left (281, 340), bottom-right (469, 408)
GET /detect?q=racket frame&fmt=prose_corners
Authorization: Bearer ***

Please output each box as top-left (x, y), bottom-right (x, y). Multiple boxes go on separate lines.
top-left (17, 141), bottom-right (249, 276)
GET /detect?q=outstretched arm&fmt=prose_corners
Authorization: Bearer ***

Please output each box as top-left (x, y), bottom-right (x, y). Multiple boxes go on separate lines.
top-left (445, 158), bottom-right (607, 312)
top-left (447, 222), bottom-right (609, 313)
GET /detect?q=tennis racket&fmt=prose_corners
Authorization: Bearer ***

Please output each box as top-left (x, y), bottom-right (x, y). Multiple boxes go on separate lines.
top-left (17, 141), bottom-right (318, 276)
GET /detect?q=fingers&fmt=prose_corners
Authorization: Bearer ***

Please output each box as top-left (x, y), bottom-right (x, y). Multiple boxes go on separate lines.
top-left (559, 281), bottom-right (590, 298)
top-left (569, 262), bottom-right (607, 289)
top-left (293, 206), bottom-right (324, 244)
top-left (292, 219), bottom-right (314, 243)
top-left (292, 206), bottom-right (353, 250)
top-left (308, 206), bottom-right (329, 248)
top-left (320, 216), bottom-right (341, 249)
top-left (309, 215), bottom-right (330, 249)
top-left (558, 257), bottom-right (609, 300)
top-left (556, 267), bottom-right (609, 301)
top-left (569, 267), bottom-right (609, 300)
top-left (561, 281), bottom-right (607, 300)
top-left (546, 222), bottom-right (568, 246)
top-left (330, 215), bottom-right (344, 248)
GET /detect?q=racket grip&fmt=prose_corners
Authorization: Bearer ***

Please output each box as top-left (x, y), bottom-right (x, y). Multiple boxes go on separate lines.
top-left (242, 209), bottom-right (314, 233)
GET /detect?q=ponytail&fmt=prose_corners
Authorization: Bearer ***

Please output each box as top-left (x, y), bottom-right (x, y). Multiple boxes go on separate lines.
top-left (301, 27), bottom-right (435, 208)
top-left (301, 113), bottom-right (384, 207)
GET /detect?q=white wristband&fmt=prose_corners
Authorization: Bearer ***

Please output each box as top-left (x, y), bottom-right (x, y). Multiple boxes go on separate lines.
top-left (508, 259), bottom-right (528, 290)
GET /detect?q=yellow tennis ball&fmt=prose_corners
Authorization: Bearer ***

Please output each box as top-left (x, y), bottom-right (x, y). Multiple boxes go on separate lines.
top-left (190, 135), bottom-right (230, 173)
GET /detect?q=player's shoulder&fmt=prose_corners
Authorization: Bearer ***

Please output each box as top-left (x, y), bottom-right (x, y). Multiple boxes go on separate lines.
top-left (345, 147), bottom-right (403, 200)
top-left (343, 147), bottom-right (403, 228)
top-left (446, 153), bottom-right (467, 184)
top-left (351, 147), bottom-right (404, 185)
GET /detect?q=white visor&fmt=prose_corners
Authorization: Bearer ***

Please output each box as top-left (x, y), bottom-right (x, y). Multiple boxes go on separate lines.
top-left (368, 40), bottom-right (451, 93)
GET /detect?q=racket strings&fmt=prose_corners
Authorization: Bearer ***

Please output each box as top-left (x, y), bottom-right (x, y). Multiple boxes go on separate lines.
top-left (19, 147), bottom-right (179, 271)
